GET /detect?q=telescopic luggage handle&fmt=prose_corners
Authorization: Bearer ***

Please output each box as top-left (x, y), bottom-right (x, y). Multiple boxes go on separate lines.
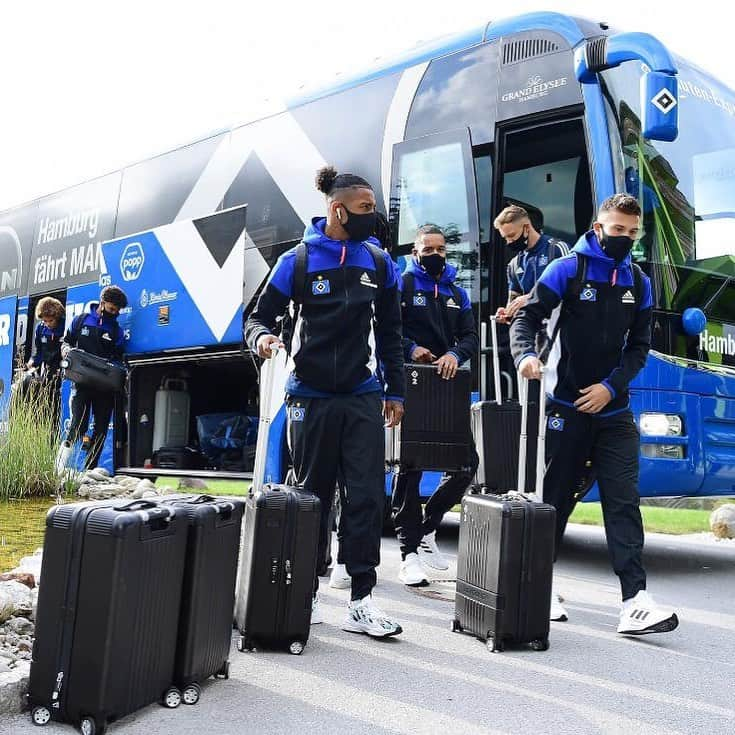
top-left (490, 315), bottom-right (502, 406)
top-left (252, 343), bottom-right (283, 494)
top-left (517, 367), bottom-right (547, 501)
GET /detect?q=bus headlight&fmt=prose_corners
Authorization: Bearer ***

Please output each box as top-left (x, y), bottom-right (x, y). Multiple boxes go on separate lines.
top-left (639, 413), bottom-right (683, 436)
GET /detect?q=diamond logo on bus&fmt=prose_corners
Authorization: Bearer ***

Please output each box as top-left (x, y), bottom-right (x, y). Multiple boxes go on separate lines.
top-left (652, 89), bottom-right (677, 114)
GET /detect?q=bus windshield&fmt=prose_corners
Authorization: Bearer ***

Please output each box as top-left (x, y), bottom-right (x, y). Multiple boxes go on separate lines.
top-left (600, 59), bottom-right (735, 325)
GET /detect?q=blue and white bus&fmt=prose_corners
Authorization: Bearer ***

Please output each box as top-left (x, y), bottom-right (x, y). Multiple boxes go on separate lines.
top-left (1, 11), bottom-right (733, 499)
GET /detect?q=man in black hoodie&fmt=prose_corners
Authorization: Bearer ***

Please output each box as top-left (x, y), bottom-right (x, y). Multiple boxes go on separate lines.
top-left (245, 166), bottom-right (405, 638)
top-left (392, 225), bottom-right (478, 587)
top-left (511, 194), bottom-right (678, 636)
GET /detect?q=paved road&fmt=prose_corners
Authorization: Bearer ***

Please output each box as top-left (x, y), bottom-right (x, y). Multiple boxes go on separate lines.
top-left (5, 519), bottom-right (735, 735)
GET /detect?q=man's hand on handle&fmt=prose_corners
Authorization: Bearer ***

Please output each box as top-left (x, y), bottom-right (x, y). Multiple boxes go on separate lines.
top-left (411, 346), bottom-right (436, 364)
top-left (434, 353), bottom-right (458, 380)
top-left (518, 355), bottom-right (543, 381)
top-left (384, 400), bottom-right (404, 428)
top-left (257, 334), bottom-right (284, 359)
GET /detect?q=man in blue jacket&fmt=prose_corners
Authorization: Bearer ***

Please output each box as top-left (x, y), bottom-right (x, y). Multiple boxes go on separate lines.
top-left (245, 166), bottom-right (405, 638)
top-left (57, 285), bottom-right (128, 471)
top-left (392, 224), bottom-right (479, 587)
top-left (511, 194), bottom-right (678, 636)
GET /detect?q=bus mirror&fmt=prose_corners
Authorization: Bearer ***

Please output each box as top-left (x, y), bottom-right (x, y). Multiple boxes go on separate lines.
top-left (641, 72), bottom-right (678, 142)
top-left (682, 307), bottom-right (706, 336)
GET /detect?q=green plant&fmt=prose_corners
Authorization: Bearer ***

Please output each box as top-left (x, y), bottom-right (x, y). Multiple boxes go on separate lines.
top-left (0, 380), bottom-right (63, 500)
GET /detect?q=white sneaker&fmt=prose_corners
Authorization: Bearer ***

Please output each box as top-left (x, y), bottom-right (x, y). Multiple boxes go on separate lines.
top-left (342, 595), bottom-right (402, 638)
top-left (617, 590), bottom-right (678, 635)
top-left (418, 531), bottom-right (450, 571)
top-left (398, 552), bottom-right (429, 587)
top-left (311, 595), bottom-right (323, 625)
top-left (329, 563), bottom-right (351, 590)
top-left (55, 441), bottom-right (72, 474)
top-left (550, 592), bottom-right (568, 622)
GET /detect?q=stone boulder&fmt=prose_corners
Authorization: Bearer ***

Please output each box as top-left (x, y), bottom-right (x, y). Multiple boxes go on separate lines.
top-left (13, 550), bottom-right (43, 584)
top-left (0, 574), bottom-right (35, 590)
top-left (178, 477), bottom-right (209, 491)
top-left (0, 660), bottom-right (31, 714)
top-left (0, 582), bottom-right (33, 624)
top-left (710, 504), bottom-right (735, 539)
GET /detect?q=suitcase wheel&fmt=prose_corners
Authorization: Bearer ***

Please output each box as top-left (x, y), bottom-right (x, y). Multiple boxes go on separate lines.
top-left (31, 706), bottom-right (52, 726)
top-left (450, 619), bottom-right (462, 633)
top-left (529, 638), bottom-right (550, 652)
top-left (79, 716), bottom-right (106, 735)
top-left (182, 683), bottom-right (202, 705)
top-left (236, 636), bottom-right (254, 653)
top-left (215, 661), bottom-right (230, 679)
top-left (288, 640), bottom-right (305, 656)
top-left (161, 687), bottom-right (182, 709)
top-left (486, 636), bottom-right (504, 653)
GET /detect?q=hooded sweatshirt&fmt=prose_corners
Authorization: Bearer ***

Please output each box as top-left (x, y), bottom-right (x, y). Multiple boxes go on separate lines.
top-left (244, 218), bottom-right (405, 400)
top-left (400, 257), bottom-right (478, 365)
top-left (510, 230), bottom-right (652, 415)
top-left (63, 302), bottom-right (125, 363)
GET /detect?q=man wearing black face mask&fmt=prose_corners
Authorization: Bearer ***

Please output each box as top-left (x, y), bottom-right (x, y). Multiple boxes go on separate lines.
top-left (56, 285), bottom-right (128, 471)
top-left (392, 224), bottom-right (479, 586)
top-left (511, 195), bottom-right (679, 636)
top-left (245, 166), bottom-right (405, 638)
top-left (494, 205), bottom-right (569, 325)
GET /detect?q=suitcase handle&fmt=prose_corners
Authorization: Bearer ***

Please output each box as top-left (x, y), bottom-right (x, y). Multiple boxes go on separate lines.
top-left (252, 345), bottom-right (284, 494)
top-left (517, 369), bottom-right (547, 500)
top-left (113, 499), bottom-right (159, 511)
top-left (161, 377), bottom-right (187, 392)
top-left (186, 494), bottom-right (216, 504)
top-left (490, 316), bottom-right (502, 406)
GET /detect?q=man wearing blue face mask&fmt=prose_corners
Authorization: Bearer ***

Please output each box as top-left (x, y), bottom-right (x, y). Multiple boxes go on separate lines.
top-left (511, 194), bottom-right (678, 637)
top-left (392, 224), bottom-right (479, 586)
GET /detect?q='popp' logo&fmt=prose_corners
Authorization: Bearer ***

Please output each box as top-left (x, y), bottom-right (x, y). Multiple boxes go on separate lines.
top-left (120, 242), bottom-right (145, 282)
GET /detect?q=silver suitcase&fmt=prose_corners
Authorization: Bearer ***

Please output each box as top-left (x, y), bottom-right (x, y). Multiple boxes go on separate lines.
top-left (153, 377), bottom-right (191, 451)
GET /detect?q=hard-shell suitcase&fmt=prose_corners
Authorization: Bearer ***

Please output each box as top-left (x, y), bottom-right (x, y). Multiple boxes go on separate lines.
top-left (472, 316), bottom-right (539, 492)
top-left (234, 484), bottom-right (321, 655)
top-left (152, 445), bottom-right (204, 470)
top-left (27, 499), bottom-right (188, 734)
top-left (61, 348), bottom-right (126, 393)
top-left (159, 495), bottom-right (245, 703)
top-left (152, 378), bottom-right (190, 451)
top-left (386, 363), bottom-right (471, 472)
top-left (454, 371), bottom-right (556, 652)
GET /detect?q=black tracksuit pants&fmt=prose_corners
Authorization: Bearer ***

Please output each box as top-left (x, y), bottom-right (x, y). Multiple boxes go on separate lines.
top-left (392, 445), bottom-right (479, 560)
top-left (544, 404), bottom-right (646, 601)
top-left (66, 385), bottom-right (115, 470)
top-left (287, 392), bottom-right (384, 601)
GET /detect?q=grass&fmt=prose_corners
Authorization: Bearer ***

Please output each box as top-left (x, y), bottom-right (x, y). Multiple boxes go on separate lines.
top-left (155, 477), bottom-right (252, 496)
top-left (570, 502), bottom-right (712, 535)
top-left (0, 381), bottom-right (63, 500)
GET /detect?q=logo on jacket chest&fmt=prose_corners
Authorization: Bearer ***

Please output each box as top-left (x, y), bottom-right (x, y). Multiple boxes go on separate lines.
top-left (621, 290), bottom-right (635, 304)
top-left (446, 297), bottom-right (460, 309)
top-left (580, 286), bottom-right (597, 302)
top-left (311, 277), bottom-right (330, 295)
top-left (80, 327), bottom-right (90, 336)
top-left (412, 293), bottom-right (427, 307)
top-left (359, 271), bottom-right (377, 289)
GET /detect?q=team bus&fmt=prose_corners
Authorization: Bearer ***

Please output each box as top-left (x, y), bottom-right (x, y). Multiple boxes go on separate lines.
top-left (0, 11), bottom-right (733, 501)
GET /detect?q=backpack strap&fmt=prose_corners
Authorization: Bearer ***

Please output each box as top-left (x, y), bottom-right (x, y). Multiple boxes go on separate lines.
top-left (539, 253), bottom-right (586, 362)
top-left (448, 282), bottom-right (463, 306)
top-left (365, 242), bottom-right (387, 290)
top-left (71, 314), bottom-right (85, 342)
top-left (631, 262), bottom-right (643, 305)
top-left (401, 271), bottom-right (415, 299)
top-left (291, 242), bottom-right (308, 306)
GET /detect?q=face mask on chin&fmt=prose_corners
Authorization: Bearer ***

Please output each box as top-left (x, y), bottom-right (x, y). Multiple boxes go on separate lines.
top-left (507, 227), bottom-right (528, 253)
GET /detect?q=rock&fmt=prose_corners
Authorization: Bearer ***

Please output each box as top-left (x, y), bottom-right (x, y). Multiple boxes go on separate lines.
top-left (12, 551), bottom-right (43, 583)
top-left (0, 661), bottom-right (10, 673)
top-left (142, 490), bottom-right (159, 499)
top-left (0, 660), bottom-right (31, 714)
top-left (7, 619), bottom-right (33, 636)
top-left (178, 477), bottom-right (209, 490)
top-left (158, 486), bottom-right (174, 495)
top-left (16, 641), bottom-right (31, 653)
top-left (0, 574), bottom-right (35, 590)
top-left (710, 504), bottom-right (735, 539)
top-left (77, 484), bottom-right (93, 498)
top-left (81, 470), bottom-right (106, 483)
top-left (95, 467), bottom-right (111, 477)
top-left (0, 583), bottom-right (33, 624)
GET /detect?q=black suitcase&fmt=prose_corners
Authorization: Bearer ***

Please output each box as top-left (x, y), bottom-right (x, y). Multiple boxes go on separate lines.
top-left (454, 371), bottom-right (556, 652)
top-left (386, 362), bottom-right (471, 472)
top-left (153, 445), bottom-right (204, 470)
top-left (159, 495), bottom-right (245, 703)
top-left (28, 499), bottom-right (188, 734)
top-left (473, 316), bottom-right (539, 493)
top-left (234, 484), bottom-right (321, 655)
top-left (61, 348), bottom-right (126, 393)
